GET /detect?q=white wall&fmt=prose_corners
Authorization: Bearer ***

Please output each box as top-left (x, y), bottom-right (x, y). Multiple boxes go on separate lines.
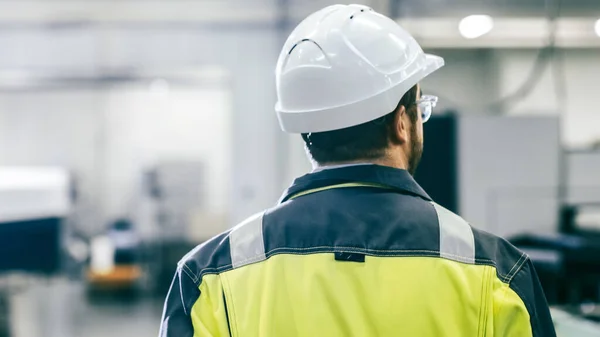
top-left (102, 84), bottom-right (232, 235)
top-left (421, 49), bottom-right (499, 113)
top-left (432, 49), bottom-right (600, 234)
top-left (0, 84), bottom-right (232, 235)
top-left (420, 48), bottom-right (600, 150)
top-left (568, 150), bottom-right (600, 204)
top-left (0, 90), bottom-right (105, 230)
top-left (0, 90), bottom-right (100, 170)
top-left (459, 116), bottom-right (561, 237)
top-left (0, 26), bottom-right (283, 233)
top-left (495, 49), bottom-right (600, 148)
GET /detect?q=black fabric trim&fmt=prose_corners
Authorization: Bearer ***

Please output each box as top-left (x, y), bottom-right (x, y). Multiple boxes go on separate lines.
top-left (179, 231), bottom-right (233, 286)
top-left (509, 259), bottom-right (557, 337)
top-left (335, 252), bottom-right (365, 263)
top-left (279, 165), bottom-right (432, 203)
top-left (472, 227), bottom-right (526, 283)
top-left (185, 249), bottom-right (503, 280)
top-left (159, 268), bottom-right (199, 337)
top-left (184, 247), bottom-right (518, 287)
top-left (266, 187), bottom-right (440, 262)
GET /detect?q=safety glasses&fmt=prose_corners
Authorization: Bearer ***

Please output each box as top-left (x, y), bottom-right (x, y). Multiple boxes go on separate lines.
top-left (415, 95), bottom-right (438, 123)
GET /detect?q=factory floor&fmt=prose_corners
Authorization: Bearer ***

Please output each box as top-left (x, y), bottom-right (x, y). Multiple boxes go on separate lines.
top-left (8, 278), bottom-right (162, 337)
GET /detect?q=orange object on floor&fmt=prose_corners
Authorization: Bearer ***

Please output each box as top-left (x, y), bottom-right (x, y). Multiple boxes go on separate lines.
top-left (87, 265), bottom-right (142, 288)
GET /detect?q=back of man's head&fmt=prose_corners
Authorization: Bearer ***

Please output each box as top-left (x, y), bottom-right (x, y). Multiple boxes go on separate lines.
top-left (302, 85), bottom-right (419, 166)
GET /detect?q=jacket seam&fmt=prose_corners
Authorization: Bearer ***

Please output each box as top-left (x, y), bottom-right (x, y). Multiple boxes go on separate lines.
top-left (506, 253), bottom-right (529, 284)
top-left (504, 253), bottom-right (525, 279)
top-left (482, 267), bottom-right (493, 337)
top-left (222, 274), bottom-right (238, 337)
top-left (180, 262), bottom-right (200, 284)
top-left (477, 266), bottom-right (486, 337)
top-left (176, 264), bottom-right (201, 316)
top-left (183, 247), bottom-right (516, 286)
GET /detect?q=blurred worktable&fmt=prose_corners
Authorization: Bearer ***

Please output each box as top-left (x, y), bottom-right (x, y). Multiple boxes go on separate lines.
top-left (553, 307), bottom-right (600, 336)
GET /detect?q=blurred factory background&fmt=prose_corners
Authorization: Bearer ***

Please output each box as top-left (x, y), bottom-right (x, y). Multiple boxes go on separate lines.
top-left (1, 0), bottom-right (600, 336)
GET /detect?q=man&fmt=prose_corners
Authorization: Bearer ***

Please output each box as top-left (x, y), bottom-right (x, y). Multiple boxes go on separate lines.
top-left (159, 4), bottom-right (556, 336)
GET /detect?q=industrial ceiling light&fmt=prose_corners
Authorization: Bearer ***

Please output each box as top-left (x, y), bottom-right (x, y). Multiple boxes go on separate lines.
top-left (459, 15), bottom-right (494, 39)
top-left (595, 18), bottom-right (600, 37)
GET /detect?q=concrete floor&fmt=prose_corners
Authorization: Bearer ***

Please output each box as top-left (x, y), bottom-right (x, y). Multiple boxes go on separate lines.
top-left (8, 278), bottom-right (163, 337)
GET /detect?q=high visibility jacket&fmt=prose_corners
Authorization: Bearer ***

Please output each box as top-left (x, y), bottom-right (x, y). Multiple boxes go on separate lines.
top-left (159, 165), bottom-right (556, 337)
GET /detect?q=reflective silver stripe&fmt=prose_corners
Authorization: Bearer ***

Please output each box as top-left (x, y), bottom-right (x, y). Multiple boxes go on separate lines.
top-left (431, 202), bottom-right (475, 264)
top-left (229, 211), bottom-right (266, 269)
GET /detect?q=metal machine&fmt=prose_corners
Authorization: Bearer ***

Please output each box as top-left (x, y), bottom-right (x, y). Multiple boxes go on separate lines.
top-left (0, 167), bottom-right (71, 336)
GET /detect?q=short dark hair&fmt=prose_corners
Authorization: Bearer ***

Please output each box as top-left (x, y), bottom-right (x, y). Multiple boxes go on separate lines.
top-left (302, 85), bottom-right (420, 165)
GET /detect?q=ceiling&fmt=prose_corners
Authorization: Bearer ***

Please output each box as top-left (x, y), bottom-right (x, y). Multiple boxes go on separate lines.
top-left (0, 0), bottom-right (598, 48)
top-left (390, 0), bottom-right (600, 18)
top-left (0, 0), bottom-right (598, 25)
top-left (287, 0), bottom-right (600, 19)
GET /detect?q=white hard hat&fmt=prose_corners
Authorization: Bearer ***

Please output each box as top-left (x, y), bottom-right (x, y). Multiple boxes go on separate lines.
top-left (275, 4), bottom-right (444, 134)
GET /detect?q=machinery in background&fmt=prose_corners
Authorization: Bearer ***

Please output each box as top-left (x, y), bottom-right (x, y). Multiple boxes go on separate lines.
top-left (551, 308), bottom-right (600, 336)
top-left (510, 149), bottom-right (600, 307)
top-left (140, 162), bottom-right (227, 297)
top-left (75, 161), bottom-right (223, 299)
top-left (0, 167), bottom-right (71, 274)
top-left (0, 167), bottom-right (72, 337)
top-left (511, 204), bottom-right (600, 307)
top-left (86, 219), bottom-right (143, 297)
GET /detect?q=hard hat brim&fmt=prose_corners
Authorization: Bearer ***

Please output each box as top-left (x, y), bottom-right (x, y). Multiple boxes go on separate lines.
top-left (276, 53), bottom-right (445, 134)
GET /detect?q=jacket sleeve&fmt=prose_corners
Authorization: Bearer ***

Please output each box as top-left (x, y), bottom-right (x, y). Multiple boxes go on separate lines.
top-left (494, 258), bottom-right (556, 337)
top-left (158, 267), bottom-right (200, 337)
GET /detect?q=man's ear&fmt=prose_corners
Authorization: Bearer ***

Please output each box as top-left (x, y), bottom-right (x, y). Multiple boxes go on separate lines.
top-left (390, 105), bottom-right (409, 145)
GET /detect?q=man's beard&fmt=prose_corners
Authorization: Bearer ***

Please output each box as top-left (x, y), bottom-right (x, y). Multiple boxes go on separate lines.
top-left (407, 124), bottom-right (423, 176)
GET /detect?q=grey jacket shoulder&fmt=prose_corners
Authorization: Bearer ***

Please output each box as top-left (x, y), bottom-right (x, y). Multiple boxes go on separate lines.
top-left (177, 230), bottom-right (233, 286)
top-left (471, 227), bottom-right (529, 283)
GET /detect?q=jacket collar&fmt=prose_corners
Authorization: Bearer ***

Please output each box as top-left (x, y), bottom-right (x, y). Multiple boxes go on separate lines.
top-left (279, 164), bottom-right (431, 203)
